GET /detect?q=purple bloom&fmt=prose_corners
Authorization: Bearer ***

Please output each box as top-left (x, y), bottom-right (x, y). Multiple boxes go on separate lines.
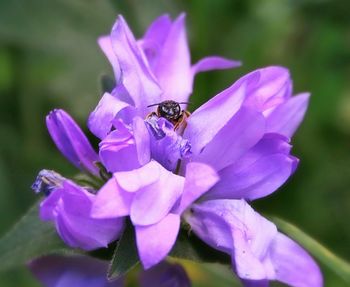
top-left (181, 66), bottom-right (306, 200)
top-left (46, 109), bottom-right (99, 176)
top-left (29, 255), bottom-right (123, 287)
top-left (29, 255), bottom-right (190, 287)
top-left (88, 13), bottom-right (240, 139)
top-left (185, 199), bottom-right (323, 287)
top-left (33, 170), bottom-right (124, 251)
top-left (139, 261), bottom-right (191, 287)
top-left (99, 117), bottom-right (150, 173)
top-left (92, 160), bottom-right (218, 269)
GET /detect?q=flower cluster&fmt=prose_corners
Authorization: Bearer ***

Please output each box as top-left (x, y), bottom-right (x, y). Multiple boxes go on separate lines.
top-left (32, 13), bottom-right (323, 287)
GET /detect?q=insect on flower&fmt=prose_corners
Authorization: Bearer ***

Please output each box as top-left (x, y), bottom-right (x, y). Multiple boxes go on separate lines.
top-left (147, 100), bottom-right (191, 132)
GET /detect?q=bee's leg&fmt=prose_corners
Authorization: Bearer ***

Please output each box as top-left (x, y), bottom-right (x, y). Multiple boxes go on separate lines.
top-left (174, 110), bottom-right (191, 135)
top-left (146, 112), bottom-right (158, 119)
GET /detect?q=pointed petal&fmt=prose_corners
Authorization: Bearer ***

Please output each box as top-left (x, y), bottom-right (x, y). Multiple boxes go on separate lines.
top-left (192, 56), bottom-right (241, 74)
top-left (175, 162), bottom-right (219, 214)
top-left (98, 36), bottom-right (121, 82)
top-left (243, 66), bottom-right (292, 112)
top-left (130, 162), bottom-right (185, 225)
top-left (139, 14), bottom-right (172, 70)
top-left (152, 13), bottom-right (192, 103)
top-left (110, 16), bottom-right (161, 115)
top-left (206, 154), bottom-right (297, 201)
top-left (99, 126), bottom-right (140, 173)
top-left (266, 93), bottom-right (310, 137)
top-left (46, 109), bottom-right (99, 175)
top-left (136, 213), bottom-right (180, 269)
top-left (194, 107), bottom-right (265, 171)
top-left (184, 78), bottom-right (248, 154)
top-left (92, 177), bottom-right (133, 219)
top-left (88, 92), bottom-right (134, 139)
top-left (269, 233), bottom-right (323, 287)
top-left (41, 181), bottom-right (124, 251)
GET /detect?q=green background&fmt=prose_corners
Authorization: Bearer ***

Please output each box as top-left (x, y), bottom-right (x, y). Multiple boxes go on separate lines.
top-left (0, 0), bottom-right (349, 286)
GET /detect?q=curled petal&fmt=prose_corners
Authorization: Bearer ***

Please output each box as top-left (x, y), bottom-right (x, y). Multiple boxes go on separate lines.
top-left (136, 213), bottom-right (180, 269)
top-left (110, 15), bottom-right (161, 116)
top-left (175, 162), bottom-right (219, 214)
top-left (184, 77), bottom-right (247, 154)
top-left (46, 109), bottom-right (99, 176)
top-left (269, 233), bottom-right (323, 287)
top-left (194, 107), bottom-right (265, 171)
top-left (206, 153), bottom-right (298, 201)
top-left (192, 56), bottom-right (241, 74)
top-left (88, 92), bottom-right (135, 139)
top-left (98, 36), bottom-right (121, 82)
top-left (243, 66), bottom-right (292, 112)
top-left (129, 162), bottom-right (185, 225)
top-left (265, 93), bottom-right (310, 137)
top-left (92, 177), bottom-right (133, 219)
top-left (40, 181), bottom-right (124, 251)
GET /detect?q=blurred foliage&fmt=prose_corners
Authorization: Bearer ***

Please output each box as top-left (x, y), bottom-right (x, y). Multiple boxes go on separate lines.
top-left (0, 0), bottom-right (349, 286)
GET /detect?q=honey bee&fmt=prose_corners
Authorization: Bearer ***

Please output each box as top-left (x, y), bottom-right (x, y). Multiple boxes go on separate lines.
top-left (147, 100), bottom-right (191, 133)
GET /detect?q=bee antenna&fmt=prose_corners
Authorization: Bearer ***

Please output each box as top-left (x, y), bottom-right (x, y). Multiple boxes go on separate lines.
top-left (147, 103), bottom-right (161, 108)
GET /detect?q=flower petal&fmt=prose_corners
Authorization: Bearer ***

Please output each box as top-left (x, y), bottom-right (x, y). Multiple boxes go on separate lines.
top-left (114, 161), bottom-right (161, 193)
top-left (130, 162), bottom-right (185, 225)
top-left (192, 56), bottom-right (241, 74)
top-left (206, 154), bottom-right (297, 201)
top-left (133, 116), bottom-right (151, 166)
top-left (175, 162), bottom-right (219, 214)
top-left (110, 15), bottom-right (161, 116)
top-left (194, 107), bottom-right (265, 171)
top-left (139, 261), bottom-right (191, 287)
top-left (139, 14), bottom-right (172, 71)
top-left (152, 13), bottom-right (192, 103)
top-left (46, 109), bottom-right (99, 175)
top-left (99, 125), bottom-right (140, 173)
top-left (269, 233), bottom-right (323, 287)
top-left (266, 93), bottom-right (310, 137)
top-left (29, 255), bottom-right (123, 287)
top-left (184, 78), bottom-right (247, 154)
top-left (243, 66), bottom-right (292, 112)
top-left (41, 181), bottom-right (124, 251)
top-left (98, 36), bottom-right (121, 82)
top-left (88, 92), bottom-right (135, 139)
top-left (135, 213), bottom-right (180, 269)
top-left (92, 177), bottom-right (133, 219)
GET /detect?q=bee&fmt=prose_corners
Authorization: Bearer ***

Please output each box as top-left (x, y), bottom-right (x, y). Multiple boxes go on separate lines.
top-left (147, 100), bottom-right (191, 133)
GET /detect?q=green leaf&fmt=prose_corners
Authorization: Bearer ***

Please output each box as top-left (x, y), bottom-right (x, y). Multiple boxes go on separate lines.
top-left (273, 217), bottom-right (350, 283)
top-left (0, 202), bottom-right (74, 271)
top-left (170, 229), bottom-right (231, 265)
top-left (108, 222), bottom-right (139, 281)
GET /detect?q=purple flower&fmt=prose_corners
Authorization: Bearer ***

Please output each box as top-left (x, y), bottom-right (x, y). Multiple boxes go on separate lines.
top-left (46, 109), bottom-right (99, 176)
top-left (139, 261), bottom-right (191, 287)
top-left (29, 255), bottom-right (190, 287)
top-left (32, 170), bottom-right (124, 251)
top-left (92, 160), bottom-right (219, 269)
top-left (185, 199), bottom-right (323, 287)
top-left (99, 117), bottom-right (150, 173)
top-left (88, 13), bottom-right (240, 139)
top-left (180, 66), bottom-right (306, 200)
top-left (29, 255), bottom-right (123, 287)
